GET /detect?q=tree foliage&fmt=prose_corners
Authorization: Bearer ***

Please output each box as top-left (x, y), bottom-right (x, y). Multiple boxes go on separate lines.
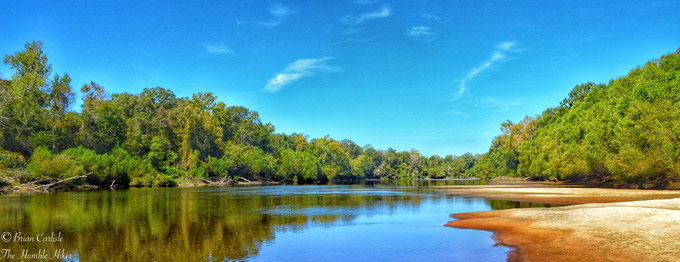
top-left (0, 41), bottom-right (479, 187)
top-left (476, 48), bottom-right (680, 188)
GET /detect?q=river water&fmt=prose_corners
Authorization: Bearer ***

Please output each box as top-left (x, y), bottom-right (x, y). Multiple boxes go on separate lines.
top-left (0, 180), bottom-right (556, 261)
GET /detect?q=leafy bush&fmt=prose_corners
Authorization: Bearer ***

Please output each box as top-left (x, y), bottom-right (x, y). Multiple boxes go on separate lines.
top-left (26, 147), bottom-right (86, 181)
top-left (165, 167), bottom-right (185, 179)
top-left (206, 157), bottom-right (230, 178)
top-left (130, 173), bottom-right (176, 187)
top-left (0, 149), bottom-right (26, 169)
top-left (188, 166), bottom-right (207, 179)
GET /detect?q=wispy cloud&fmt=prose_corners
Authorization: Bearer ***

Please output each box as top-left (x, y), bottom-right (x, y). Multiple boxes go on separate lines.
top-left (265, 57), bottom-right (338, 92)
top-left (406, 26), bottom-right (434, 41)
top-left (131, 63), bottom-right (162, 85)
top-left (254, 3), bottom-right (296, 28)
top-left (340, 5), bottom-right (392, 25)
top-left (268, 3), bottom-right (293, 18)
top-left (139, 48), bottom-right (151, 57)
top-left (477, 97), bottom-right (526, 108)
top-left (455, 41), bottom-right (519, 99)
top-left (132, 63), bottom-right (160, 75)
top-left (421, 13), bottom-right (441, 21)
top-left (204, 43), bottom-right (235, 55)
top-left (497, 41), bottom-right (516, 51)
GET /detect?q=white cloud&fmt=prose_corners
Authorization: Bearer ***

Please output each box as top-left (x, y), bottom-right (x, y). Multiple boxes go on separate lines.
top-left (455, 41), bottom-right (519, 99)
top-left (265, 57), bottom-right (337, 92)
top-left (340, 5), bottom-right (392, 25)
top-left (204, 43), bottom-right (235, 55)
top-left (256, 20), bottom-right (285, 28)
top-left (497, 41), bottom-right (517, 51)
top-left (421, 13), bottom-right (441, 21)
top-left (254, 3), bottom-right (296, 28)
top-left (268, 3), bottom-right (293, 18)
top-left (266, 73), bottom-right (304, 91)
top-left (406, 26), bottom-right (434, 41)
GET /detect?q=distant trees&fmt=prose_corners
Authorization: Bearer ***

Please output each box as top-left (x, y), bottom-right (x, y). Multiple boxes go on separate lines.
top-left (0, 40), bottom-right (479, 187)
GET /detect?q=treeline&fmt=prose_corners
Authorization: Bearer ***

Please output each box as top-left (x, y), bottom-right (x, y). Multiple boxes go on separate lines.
top-left (0, 41), bottom-right (479, 188)
top-left (474, 48), bottom-right (680, 188)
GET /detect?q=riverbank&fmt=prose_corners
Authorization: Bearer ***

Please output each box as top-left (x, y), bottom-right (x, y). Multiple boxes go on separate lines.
top-left (441, 185), bottom-right (680, 261)
top-left (177, 178), bottom-right (282, 187)
top-left (0, 175), bottom-right (283, 194)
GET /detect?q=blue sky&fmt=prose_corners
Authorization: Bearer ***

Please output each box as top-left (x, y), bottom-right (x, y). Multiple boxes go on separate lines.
top-left (1, 0), bottom-right (679, 157)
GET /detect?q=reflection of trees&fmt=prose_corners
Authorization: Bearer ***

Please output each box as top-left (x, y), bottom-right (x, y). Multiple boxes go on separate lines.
top-left (365, 179), bottom-right (486, 187)
top-left (486, 199), bottom-right (562, 210)
top-left (0, 187), bottom-right (427, 261)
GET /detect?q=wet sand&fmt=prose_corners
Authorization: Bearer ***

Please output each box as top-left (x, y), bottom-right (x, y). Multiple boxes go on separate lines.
top-left (441, 186), bottom-right (680, 261)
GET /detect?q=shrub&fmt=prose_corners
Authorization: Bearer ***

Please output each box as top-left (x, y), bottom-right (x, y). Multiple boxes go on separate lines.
top-left (0, 149), bottom-right (26, 169)
top-left (130, 173), bottom-right (176, 187)
top-left (206, 157), bottom-right (230, 178)
top-left (26, 147), bottom-right (86, 181)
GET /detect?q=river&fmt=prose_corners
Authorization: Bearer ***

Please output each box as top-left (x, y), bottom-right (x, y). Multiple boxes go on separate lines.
top-left (0, 180), bottom-right (557, 261)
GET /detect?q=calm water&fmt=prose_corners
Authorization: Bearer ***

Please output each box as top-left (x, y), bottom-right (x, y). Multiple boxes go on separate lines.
top-left (0, 180), bottom-right (556, 261)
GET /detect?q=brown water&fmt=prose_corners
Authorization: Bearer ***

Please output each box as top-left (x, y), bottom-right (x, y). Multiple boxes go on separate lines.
top-left (0, 180), bottom-right (557, 261)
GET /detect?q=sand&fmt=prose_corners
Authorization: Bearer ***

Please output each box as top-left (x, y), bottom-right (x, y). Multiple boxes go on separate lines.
top-left (441, 186), bottom-right (680, 261)
top-left (438, 184), bottom-right (680, 204)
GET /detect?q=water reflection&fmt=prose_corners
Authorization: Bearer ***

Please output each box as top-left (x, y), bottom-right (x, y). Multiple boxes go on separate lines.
top-left (0, 181), bottom-right (543, 261)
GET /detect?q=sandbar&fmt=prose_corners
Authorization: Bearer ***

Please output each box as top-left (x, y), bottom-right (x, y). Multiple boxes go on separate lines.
top-left (441, 185), bottom-right (680, 261)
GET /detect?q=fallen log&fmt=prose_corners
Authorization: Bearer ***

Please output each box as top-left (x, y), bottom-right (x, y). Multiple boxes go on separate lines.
top-left (35, 172), bottom-right (91, 191)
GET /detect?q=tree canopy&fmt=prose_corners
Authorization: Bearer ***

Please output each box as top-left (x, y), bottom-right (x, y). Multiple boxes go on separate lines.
top-left (5, 41), bottom-right (677, 189)
top-left (474, 48), bottom-right (680, 188)
top-left (0, 41), bottom-right (480, 187)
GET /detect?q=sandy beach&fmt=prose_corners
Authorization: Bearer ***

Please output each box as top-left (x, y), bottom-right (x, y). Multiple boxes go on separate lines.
top-left (441, 185), bottom-right (680, 261)
top-left (438, 184), bottom-right (680, 204)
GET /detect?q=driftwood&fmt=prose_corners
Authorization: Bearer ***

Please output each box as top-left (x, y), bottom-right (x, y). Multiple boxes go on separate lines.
top-left (176, 176), bottom-right (281, 187)
top-left (33, 172), bottom-right (91, 191)
top-left (218, 176), bottom-right (235, 185)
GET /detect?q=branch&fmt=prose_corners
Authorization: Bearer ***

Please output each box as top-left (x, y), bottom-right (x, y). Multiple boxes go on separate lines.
top-left (36, 172), bottom-right (91, 191)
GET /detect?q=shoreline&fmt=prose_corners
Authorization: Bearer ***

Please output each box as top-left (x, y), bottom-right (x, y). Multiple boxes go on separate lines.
top-left (0, 179), bottom-right (284, 194)
top-left (177, 180), bottom-right (282, 187)
top-left (437, 184), bottom-right (680, 205)
top-left (442, 186), bottom-right (680, 261)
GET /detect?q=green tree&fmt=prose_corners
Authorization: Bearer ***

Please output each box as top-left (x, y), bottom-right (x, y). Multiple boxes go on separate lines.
top-left (48, 73), bottom-right (75, 150)
top-left (2, 41), bottom-right (51, 155)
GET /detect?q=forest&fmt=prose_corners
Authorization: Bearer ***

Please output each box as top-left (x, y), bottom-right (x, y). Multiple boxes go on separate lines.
top-left (0, 41), bottom-right (479, 188)
top-left (474, 48), bottom-right (680, 188)
top-left (2, 41), bottom-right (679, 189)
